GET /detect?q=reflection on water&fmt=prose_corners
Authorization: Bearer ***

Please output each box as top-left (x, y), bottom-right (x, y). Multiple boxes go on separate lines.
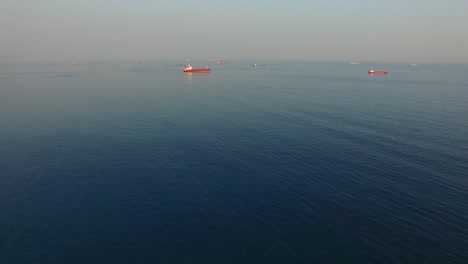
top-left (185, 72), bottom-right (192, 86)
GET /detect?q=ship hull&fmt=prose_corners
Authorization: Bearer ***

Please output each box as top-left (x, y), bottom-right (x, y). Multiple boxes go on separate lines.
top-left (183, 68), bottom-right (211, 73)
top-left (368, 70), bottom-right (388, 75)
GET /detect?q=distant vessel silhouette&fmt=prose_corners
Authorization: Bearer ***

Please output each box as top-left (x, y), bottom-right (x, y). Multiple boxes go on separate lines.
top-left (368, 69), bottom-right (388, 75)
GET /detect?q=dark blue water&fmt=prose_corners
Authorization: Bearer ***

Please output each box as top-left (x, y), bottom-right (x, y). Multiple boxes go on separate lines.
top-left (1, 61), bottom-right (467, 263)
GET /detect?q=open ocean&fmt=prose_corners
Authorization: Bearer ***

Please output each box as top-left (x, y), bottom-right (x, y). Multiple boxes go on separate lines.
top-left (1, 61), bottom-right (467, 263)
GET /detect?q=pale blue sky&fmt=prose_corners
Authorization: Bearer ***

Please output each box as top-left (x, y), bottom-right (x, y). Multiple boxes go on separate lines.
top-left (2, 0), bottom-right (467, 62)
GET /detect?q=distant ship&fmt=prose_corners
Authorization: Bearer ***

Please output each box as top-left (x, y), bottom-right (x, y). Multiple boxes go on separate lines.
top-left (252, 63), bottom-right (266, 67)
top-left (409, 63), bottom-right (418, 67)
top-left (368, 69), bottom-right (388, 75)
top-left (350, 61), bottom-right (360, 65)
top-left (213, 60), bottom-right (226, 64)
top-left (183, 64), bottom-right (211, 73)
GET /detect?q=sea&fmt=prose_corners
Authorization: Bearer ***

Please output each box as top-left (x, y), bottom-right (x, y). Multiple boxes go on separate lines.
top-left (1, 60), bottom-right (467, 263)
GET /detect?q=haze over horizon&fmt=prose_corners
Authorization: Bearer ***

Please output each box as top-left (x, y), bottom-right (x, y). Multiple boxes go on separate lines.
top-left (2, 0), bottom-right (468, 63)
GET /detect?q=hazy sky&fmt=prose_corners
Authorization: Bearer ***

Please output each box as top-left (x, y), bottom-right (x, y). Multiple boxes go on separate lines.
top-left (2, 0), bottom-right (468, 62)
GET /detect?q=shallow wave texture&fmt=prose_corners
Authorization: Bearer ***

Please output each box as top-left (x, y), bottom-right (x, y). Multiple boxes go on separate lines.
top-left (1, 61), bottom-right (467, 263)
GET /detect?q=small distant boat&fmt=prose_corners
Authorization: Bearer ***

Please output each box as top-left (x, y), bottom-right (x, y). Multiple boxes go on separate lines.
top-left (215, 60), bottom-right (227, 65)
top-left (368, 69), bottom-right (388, 75)
top-left (183, 64), bottom-right (211, 73)
top-left (69, 62), bottom-right (80, 65)
top-left (252, 63), bottom-right (266, 67)
top-left (409, 63), bottom-right (418, 67)
top-left (350, 61), bottom-right (360, 65)
top-left (135, 61), bottom-right (144, 65)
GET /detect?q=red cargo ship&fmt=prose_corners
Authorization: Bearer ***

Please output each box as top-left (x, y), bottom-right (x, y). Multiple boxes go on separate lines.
top-left (368, 69), bottom-right (388, 75)
top-left (183, 64), bottom-right (211, 73)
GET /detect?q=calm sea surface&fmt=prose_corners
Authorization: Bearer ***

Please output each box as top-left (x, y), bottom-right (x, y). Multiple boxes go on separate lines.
top-left (1, 61), bottom-right (467, 263)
